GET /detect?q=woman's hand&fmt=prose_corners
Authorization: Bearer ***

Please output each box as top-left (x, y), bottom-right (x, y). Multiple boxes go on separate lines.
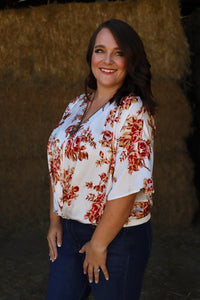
top-left (47, 219), bottom-right (63, 262)
top-left (79, 241), bottom-right (109, 284)
top-left (79, 194), bottom-right (137, 283)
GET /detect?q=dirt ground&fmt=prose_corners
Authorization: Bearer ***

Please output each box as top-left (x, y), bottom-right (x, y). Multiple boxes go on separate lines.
top-left (0, 222), bottom-right (200, 300)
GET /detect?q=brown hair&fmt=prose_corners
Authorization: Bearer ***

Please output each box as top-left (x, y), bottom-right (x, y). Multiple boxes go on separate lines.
top-left (85, 19), bottom-right (156, 115)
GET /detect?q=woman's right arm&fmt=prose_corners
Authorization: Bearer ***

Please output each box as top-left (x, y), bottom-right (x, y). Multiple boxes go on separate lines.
top-left (47, 183), bottom-right (63, 262)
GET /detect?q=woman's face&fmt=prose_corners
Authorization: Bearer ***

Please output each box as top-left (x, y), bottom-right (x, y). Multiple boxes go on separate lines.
top-left (91, 28), bottom-right (127, 92)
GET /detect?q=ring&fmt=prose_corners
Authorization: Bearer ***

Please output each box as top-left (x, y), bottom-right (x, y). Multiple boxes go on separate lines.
top-left (94, 268), bottom-right (100, 272)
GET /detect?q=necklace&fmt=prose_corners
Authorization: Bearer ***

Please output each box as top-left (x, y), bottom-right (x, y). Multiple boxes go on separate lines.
top-left (69, 94), bottom-right (109, 137)
top-left (69, 100), bottom-right (91, 137)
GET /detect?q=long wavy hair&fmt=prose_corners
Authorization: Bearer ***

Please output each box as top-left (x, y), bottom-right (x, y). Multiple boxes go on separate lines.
top-left (85, 19), bottom-right (156, 115)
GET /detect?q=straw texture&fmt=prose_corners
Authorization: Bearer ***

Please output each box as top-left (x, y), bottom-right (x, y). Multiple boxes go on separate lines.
top-left (0, 0), bottom-right (197, 226)
top-left (0, 0), bottom-right (189, 84)
top-left (152, 80), bottom-right (198, 225)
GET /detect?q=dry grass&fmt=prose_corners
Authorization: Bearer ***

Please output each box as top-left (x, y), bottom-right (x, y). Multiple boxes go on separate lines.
top-left (0, 0), bottom-right (197, 226)
top-left (0, 0), bottom-right (189, 84)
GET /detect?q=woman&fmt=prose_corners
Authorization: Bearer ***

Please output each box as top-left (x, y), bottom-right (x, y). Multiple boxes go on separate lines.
top-left (46, 19), bottom-right (156, 300)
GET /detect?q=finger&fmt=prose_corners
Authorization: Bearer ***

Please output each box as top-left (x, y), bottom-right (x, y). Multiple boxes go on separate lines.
top-left (48, 241), bottom-right (55, 261)
top-left (57, 231), bottom-right (62, 248)
top-left (101, 265), bottom-right (109, 281)
top-left (49, 242), bottom-right (56, 261)
top-left (52, 239), bottom-right (58, 260)
top-left (47, 236), bottom-right (53, 259)
top-left (94, 267), bottom-right (100, 284)
top-left (83, 258), bottom-right (88, 275)
top-left (49, 248), bottom-right (55, 262)
top-left (87, 265), bottom-right (94, 283)
top-left (79, 245), bottom-right (86, 254)
top-left (48, 238), bottom-right (58, 261)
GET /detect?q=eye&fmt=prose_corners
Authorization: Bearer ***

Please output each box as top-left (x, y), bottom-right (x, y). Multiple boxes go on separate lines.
top-left (94, 48), bottom-right (104, 54)
top-left (116, 51), bottom-right (124, 56)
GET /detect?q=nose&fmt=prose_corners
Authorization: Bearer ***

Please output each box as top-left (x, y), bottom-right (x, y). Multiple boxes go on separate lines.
top-left (104, 52), bottom-right (113, 64)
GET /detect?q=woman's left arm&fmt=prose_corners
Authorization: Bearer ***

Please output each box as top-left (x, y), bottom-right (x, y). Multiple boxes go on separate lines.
top-left (79, 193), bottom-right (137, 284)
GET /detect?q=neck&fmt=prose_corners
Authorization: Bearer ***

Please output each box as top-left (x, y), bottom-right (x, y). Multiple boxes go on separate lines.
top-left (93, 86), bottom-right (118, 104)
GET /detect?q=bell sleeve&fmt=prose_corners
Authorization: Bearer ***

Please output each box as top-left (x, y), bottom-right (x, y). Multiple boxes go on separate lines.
top-left (107, 99), bottom-right (155, 201)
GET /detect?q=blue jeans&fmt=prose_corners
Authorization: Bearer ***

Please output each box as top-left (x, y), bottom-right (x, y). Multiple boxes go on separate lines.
top-left (46, 219), bottom-right (152, 300)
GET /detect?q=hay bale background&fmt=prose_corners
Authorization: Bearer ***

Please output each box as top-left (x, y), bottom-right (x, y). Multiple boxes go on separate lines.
top-left (0, 0), bottom-right (198, 226)
top-left (0, 83), bottom-right (81, 223)
top-left (182, 8), bottom-right (200, 224)
top-left (0, 0), bottom-right (189, 83)
top-left (152, 80), bottom-right (198, 225)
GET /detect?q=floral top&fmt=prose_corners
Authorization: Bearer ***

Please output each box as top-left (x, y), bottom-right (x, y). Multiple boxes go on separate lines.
top-left (47, 94), bottom-right (155, 227)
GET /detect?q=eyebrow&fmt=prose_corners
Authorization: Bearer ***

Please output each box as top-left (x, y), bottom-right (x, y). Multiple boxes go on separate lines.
top-left (94, 45), bottom-right (122, 50)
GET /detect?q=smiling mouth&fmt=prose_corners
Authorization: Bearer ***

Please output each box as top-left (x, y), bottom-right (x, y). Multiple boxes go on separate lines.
top-left (100, 68), bottom-right (116, 73)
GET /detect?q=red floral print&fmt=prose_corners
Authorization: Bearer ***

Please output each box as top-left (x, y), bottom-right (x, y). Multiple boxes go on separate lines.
top-left (64, 126), bottom-right (96, 161)
top-left (118, 114), bottom-right (152, 174)
top-left (104, 95), bottom-right (137, 128)
top-left (129, 201), bottom-right (150, 219)
top-left (84, 173), bottom-right (109, 224)
top-left (100, 130), bottom-right (113, 147)
top-left (65, 137), bottom-right (88, 161)
top-left (120, 116), bottom-right (143, 145)
top-left (60, 167), bottom-right (79, 208)
top-left (105, 107), bottom-right (119, 127)
top-left (138, 140), bottom-right (150, 158)
top-left (47, 94), bottom-right (155, 226)
top-left (47, 135), bottom-right (62, 185)
top-left (96, 130), bottom-right (116, 176)
top-left (143, 178), bottom-right (154, 196)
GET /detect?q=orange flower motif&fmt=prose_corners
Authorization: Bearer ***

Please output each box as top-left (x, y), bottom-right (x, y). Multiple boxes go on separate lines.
top-left (129, 201), bottom-right (150, 219)
top-left (100, 130), bottom-right (113, 147)
top-left (99, 172), bottom-right (108, 181)
top-left (86, 193), bottom-right (96, 202)
top-left (48, 136), bottom-right (62, 185)
top-left (84, 198), bottom-right (106, 224)
top-left (86, 182), bottom-right (93, 189)
top-left (48, 94), bottom-right (155, 226)
top-left (105, 107), bottom-right (119, 127)
top-left (64, 127), bottom-right (96, 161)
top-left (99, 151), bottom-right (104, 158)
top-left (143, 178), bottom-right (154, 195)
top-left (137, 140), bottom-right (150, 158)
top-left (84, 173), bottom-right (109, 224)
top-left (120, 116), bottom-right (143, 146)
top-left (118, 114), bottom-right (152, 174)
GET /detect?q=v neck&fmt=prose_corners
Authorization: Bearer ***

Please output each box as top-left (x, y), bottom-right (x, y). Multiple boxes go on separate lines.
top-left (81, 100), bottom-right (110, 124)
top-left (67, 96), bottom-right (112, 137)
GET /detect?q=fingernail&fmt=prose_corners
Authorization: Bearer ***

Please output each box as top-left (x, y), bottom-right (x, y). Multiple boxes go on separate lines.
top-left (57, 243), bottom-right (61, 247)
top-left (106, 277), bottom-right (109, 281)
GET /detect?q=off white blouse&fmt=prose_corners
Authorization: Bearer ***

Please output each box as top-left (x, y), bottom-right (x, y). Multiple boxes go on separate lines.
top-left (47, 94), bottom-right (155, 227)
